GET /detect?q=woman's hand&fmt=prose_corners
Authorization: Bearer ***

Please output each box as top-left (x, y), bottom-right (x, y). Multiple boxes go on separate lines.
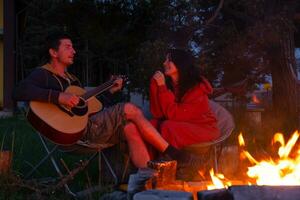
top-left (153, 71), bottom-right (165, 86)
top-left (109, 76), bottom-right (124, 94)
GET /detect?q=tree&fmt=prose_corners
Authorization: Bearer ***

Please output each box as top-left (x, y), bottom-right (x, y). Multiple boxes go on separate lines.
top-left (199, 0), bottom-right (300, 132)
top-left (16, 0), bottom-right (300, 133)
top-left (16, 0), bottom-right (165, 90)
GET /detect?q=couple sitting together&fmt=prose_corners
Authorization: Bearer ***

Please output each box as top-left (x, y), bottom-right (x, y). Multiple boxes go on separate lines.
top-left (13, 32), bottom-right (228, 180)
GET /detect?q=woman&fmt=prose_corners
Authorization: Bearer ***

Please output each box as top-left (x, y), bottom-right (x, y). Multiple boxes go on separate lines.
top-left (150, 49), bottom-right (220, 149)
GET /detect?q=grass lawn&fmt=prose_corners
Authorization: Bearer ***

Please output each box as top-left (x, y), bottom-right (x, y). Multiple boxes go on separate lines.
top-left (0, 115), bottom-right (129, 199)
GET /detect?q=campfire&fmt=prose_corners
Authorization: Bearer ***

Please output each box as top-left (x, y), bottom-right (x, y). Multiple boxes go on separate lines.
top-left (137, 131), bottom-right (300, 200)
top-left (207, 131), bottom-right (300, 189)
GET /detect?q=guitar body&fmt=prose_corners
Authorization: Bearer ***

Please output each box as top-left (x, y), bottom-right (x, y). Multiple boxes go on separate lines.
top-left (28, 86), bottom-right (102, 145)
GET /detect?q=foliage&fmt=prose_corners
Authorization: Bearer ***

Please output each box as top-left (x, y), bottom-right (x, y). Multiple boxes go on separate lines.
top-left (199, 0), bottom-right (299, 84)
top-left (196, 0), bottom-right (300, 131)
top-left (131, 39), bottom-right (168, 95)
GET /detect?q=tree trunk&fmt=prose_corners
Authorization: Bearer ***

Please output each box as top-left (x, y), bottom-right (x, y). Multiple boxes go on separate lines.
top-left (270, 19), bottom-right (298, 133)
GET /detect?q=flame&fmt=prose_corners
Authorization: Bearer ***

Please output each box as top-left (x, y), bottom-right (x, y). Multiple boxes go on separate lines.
top-left (238, 133), bottom-right (245, 146)
top-left (206, 169), bottom-right (231, 190)
top-left (252, 94), bottom-right (260, 104)
top-left (205, 131), bottom-right (300, 189)
top-left (276, 131), bottom-right (299, 158)
top-left (238, 133), bottom-right (258, 164)
top-left (245, 131), bottom-right (300, 185)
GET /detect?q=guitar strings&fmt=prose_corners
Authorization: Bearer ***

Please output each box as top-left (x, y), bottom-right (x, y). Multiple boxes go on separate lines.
top-left (82, 79), bottom-right (116, 100)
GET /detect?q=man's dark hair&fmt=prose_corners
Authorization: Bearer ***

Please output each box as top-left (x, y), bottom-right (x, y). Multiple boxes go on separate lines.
top-left (44, 31), bottom-right (72, 63)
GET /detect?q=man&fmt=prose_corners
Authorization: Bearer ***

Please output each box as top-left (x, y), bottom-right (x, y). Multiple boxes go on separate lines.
top-left (13, 32), bottom-right (196, 169)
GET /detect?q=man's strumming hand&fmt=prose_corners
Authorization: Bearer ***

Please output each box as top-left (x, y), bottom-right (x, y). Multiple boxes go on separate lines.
top-left (58, 92), bottom-right (80, 107)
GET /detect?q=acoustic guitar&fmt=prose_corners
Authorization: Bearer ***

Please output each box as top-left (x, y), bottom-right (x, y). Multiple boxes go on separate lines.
top-left (27, 76), bottom-right (126, 145)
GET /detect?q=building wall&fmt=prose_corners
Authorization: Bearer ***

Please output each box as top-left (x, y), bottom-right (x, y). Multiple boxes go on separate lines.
top-left (0, 0), bottom-right (2, 28)
top-left (0, 0), bottom-right (3, 108)
top-left (0, 41), bottom-right (2, 108)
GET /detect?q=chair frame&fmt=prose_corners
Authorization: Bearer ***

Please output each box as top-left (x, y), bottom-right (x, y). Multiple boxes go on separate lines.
top-left (25, 133), bottom-right (119, 198)
top-left (183, 100), bottom-right (235, 173)
top-left (189, 127), bottom-right (234, 172)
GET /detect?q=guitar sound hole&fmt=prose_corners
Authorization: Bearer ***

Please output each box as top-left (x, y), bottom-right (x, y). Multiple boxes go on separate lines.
top-left (71, 98), bottom-right (88, 116)
top-left (78, 99), bottom-right (85, 107)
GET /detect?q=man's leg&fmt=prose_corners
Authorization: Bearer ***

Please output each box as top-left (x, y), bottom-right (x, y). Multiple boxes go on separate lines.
top-left (123, 103), bottom-right (168, 152)
top-left (123, 122), bottom-right (150, 168)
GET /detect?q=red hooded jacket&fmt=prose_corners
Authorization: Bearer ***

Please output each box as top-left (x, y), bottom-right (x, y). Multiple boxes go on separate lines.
top-left (149, 78), bottom-right (220, 148)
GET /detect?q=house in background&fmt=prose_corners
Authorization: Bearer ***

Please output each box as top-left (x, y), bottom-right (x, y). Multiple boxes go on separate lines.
top-left (0, 0), bottom-right (15, 117)
top-left (0, 0), bottom-right (3, 110)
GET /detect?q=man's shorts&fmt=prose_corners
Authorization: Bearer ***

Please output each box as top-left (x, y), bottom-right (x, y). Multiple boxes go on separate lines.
top-left (82, 103), bottom-right (126, 149)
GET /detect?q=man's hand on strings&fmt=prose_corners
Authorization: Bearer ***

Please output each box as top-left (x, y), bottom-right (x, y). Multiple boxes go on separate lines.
top-left (109, 76), bottom-right (124, 94)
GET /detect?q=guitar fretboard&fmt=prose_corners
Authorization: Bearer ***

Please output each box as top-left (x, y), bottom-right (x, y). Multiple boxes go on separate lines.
top-left (81, 79), bottom-right (115, 100)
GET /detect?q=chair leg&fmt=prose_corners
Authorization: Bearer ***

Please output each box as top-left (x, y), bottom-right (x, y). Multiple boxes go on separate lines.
top-left (37, 134), bottom-right (77, 197)
top-left (39, 135), bottom-right (63, 177)
top-left (25, 144), bottom-right (58, 179)
top-left (27, 133), bottom-right (120, 198)
top-left (121, 155), bottom-right (130, 183)
top-left (100, 151), bottom-right (118, 185)
top-left (75, 151), bottom-right (119, 198)
top-left (213, 146), bottom-right (219, 173)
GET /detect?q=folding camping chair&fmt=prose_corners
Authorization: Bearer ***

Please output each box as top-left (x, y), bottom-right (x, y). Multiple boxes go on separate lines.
top-left (183, 100), bottom-right (235, 173)
top-left (21, 91), bottom-right (129, 198)
top-left (24, 132), bottom-right (120, 198)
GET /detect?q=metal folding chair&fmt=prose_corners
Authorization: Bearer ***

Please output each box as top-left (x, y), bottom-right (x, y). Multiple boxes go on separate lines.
top-left (24, 132), bottom-right (119, 198)
top-left (183, 100), bottom-right (235, 173)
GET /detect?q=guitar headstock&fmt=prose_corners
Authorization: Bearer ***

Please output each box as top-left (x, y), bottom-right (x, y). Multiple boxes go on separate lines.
top-left (113, 75), bottom-right (130, 85)
top-left (119, 75), bottom-right (128, 81)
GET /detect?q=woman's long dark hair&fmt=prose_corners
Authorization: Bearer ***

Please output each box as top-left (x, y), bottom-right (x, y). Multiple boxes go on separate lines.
top-left (166, 49), bottom-right (203, 102)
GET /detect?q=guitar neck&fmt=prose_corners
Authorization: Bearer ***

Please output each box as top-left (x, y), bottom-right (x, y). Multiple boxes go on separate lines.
top-left (82, 80), bottom-right (115, 100)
